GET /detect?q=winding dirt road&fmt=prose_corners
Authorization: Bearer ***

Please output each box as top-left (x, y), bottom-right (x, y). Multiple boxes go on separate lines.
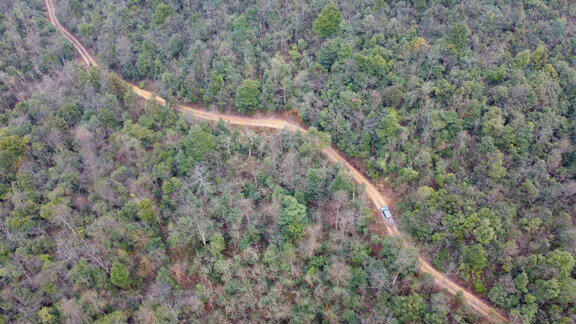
top-left (44, 0), bottom-right (507, 322)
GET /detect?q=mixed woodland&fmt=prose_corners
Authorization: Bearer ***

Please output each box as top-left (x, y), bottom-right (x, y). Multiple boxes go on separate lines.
top-left (53, 0), bottom-right (576, 321)
top-left (1, 1), bottom-right (479, 322)
top-left (1, 0), bottom-right (576, 322)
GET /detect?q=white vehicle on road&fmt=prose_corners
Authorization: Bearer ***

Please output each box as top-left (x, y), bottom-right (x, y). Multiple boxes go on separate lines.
top-left (380, 206), bottom-right (394, 225)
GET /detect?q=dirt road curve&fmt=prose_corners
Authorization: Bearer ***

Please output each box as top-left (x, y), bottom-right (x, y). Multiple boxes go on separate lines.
top-left (44, 0), bottom-right (507, 322)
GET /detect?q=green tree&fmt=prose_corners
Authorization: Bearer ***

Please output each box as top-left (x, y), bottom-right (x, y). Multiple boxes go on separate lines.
top-left (547, 249), bottom-right (575, 278)
top-left (557, 278), bottom-right (576, 305)
top-left (305, 168), bottom-right (328, 201)
top-left (460, 244), bottom-right (487, 291)
top-left (175, 124), bottom-right (216, 172)
top-left (235, 79), bottom-right (261, 113)
top-left (535, 279), bottom-right (560, 301)
top-left (139, 100), bottom-right (178, 131)
top-left (313, 3), bottom-right (342, 38)
top-left (167, 34), bottom-right (184, 58)
top-left (0, 130), bottom-right (29, 170)
top-left (232, 14), bottom-right (250, 41)
top-left (518, 179), bottom-right (539, 203)
top-left (57, 101), bottom-right (82, 126)
top-left (482, 106), bottom-right (505, 137)
top-left (137, 198), bottom-right (156, 224)
top-left (349, 267), bottom-right (368, 288)
top-left (376, 108), bottom-right (401, 147)
top-left (461, 244), bottom-right (487, 272)
top-left (110, 262), bottom-right (131, 289)
top-left (355, 49), bottom-right (390, 78)
top-left (473, 218), bottom-right (495, 245)
top-left (209, 233), bottom-right (226, 257)
top-left (278, 195), bottom-right (307, 242)
top-left (530, 45), bottom-right (548, 68)
top-left (154, 4), bottom-right (174, 26)
top-left (515, 272), bottom-right (529, 293)
top-left (398, 167), bottom-right (419, 184)
top-left (108, 73), bottom-right (127, 102)
top-left (38, 307), bottom-right (58, 324)
top-left (447, 22), bottom-right (469, 55)
top-left (395, 248), bottom-right (420, 275)
top-left (136, 42), bottom-right (161, 78)
top-left (394, 293), bottom-right (427, 322)
top-left (317, 39), bottom-right (339, 70)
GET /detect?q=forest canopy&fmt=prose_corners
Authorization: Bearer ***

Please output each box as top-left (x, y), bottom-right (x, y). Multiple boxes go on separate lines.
top-left (51, 0), bottom-right (576, 321)
top-left (1, 0), bottom-right (576, 322)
